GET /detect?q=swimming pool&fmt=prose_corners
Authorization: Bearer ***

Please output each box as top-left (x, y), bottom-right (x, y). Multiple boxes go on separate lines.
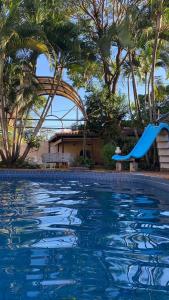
top-left (0, 172), bottom-right (169, 299)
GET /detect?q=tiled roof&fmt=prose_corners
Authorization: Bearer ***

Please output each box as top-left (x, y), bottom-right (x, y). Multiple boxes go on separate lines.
top-left (49, 130), bottom-right (99, 142)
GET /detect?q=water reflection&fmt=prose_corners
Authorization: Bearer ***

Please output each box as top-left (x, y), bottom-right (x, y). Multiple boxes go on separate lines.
top-left (0, 180), bottom-right (169, 299)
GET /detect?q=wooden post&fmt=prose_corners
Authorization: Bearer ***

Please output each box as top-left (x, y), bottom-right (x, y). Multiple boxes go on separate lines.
top-left (62, 137), bottom-right (64, 153)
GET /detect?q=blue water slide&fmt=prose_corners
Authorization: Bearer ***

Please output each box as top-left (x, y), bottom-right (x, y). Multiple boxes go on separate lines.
top-left (112, 122), bottom-right (169, 161)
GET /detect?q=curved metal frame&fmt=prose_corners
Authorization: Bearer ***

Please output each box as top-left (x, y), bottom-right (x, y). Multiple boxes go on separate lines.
top-left (37, 76), bottom-right (86, 117)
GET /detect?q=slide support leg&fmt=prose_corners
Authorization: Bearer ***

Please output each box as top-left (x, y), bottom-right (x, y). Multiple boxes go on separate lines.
top-left (116, 161), bottom-right (122, 172)
top-left (130, 160), bottom-right (138, 172)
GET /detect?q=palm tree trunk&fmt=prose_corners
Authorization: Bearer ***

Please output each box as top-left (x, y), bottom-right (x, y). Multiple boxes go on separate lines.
top-left (127, 75), bottom-right (133, 119)
top-left (11, 105), bottom-right (18, 160)
top-left (129, 51), bottom-right (141, 121)
top-left (150, 0), bottom-right (163, 122)
top-left (0, 55), bottom-right (11, 161)
top-left (127, 76), bottom-right (141, 143)
top-left (144, 72), bottom-right (147, 113)
top-left (16, 109), bottom-right (30, 159)
top-left (147, 73), bottom-right (153, 122)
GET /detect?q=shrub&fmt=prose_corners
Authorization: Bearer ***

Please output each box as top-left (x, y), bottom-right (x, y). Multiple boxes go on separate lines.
top-left (24, 132), bottom-right (44, 149)
top-left (73, 156), bottom-right (95, 168)
top-left (102, 143), bottom-right (116, 169)
top-left (0, 159), bottom-right (40, 169)
top-left (119, 136), bottom-right (137, 155)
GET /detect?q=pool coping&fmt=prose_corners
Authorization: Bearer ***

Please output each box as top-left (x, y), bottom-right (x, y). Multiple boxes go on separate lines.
top-left (0, 169), bottom-right (169, 192)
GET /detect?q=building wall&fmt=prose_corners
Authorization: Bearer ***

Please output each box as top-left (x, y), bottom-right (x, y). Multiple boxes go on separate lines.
top-left (50, 138), bottom-right (103, 164)
top-left (21, 137), bottom-right (103, 165)
top-left (21, 141), bottom-right (49, 163)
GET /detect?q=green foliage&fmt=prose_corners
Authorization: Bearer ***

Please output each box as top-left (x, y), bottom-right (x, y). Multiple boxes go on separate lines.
top-left (0, 159), bottom-right (40, 169)
top-left (101, 143), bottom-right (116, 169)
top-left (24, 132), bottom-right (44, 149)
top-left (66, 0), bottom-right (132, 96)
top-left (119, 136), bottom-right (137, 155)
top-left (73, 156), bottom-right (94, 169)
top-left (86, 87), bottom-right (127, 141)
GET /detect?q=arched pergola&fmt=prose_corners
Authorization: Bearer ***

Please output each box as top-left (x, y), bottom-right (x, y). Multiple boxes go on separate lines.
top-left (37, 76), bottom-right (86, 117)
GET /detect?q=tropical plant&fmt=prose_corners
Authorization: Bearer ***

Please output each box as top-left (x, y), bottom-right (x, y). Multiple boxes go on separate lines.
top-left (67, 0), bottom-right (131, 96)
top-left (86, 87), bottom-right (127, 142)
top-left (0, 0), bottom-right (65, 164)
top-left (120, 0), bottom-right (169, 123)
top-left (101, 143), bottom-right (116, 169)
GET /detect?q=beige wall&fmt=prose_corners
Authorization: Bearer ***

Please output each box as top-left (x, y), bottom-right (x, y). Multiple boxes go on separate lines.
top-left (50, 139), bottom-right (103, 164)
top-left (21, 141), bottom-right (49, 163)
top-left (21, 138), bottom-right (103, 165)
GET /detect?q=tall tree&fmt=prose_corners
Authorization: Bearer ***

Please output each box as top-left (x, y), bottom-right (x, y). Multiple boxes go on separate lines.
top-left (68, 0), bottom-right (131, 95)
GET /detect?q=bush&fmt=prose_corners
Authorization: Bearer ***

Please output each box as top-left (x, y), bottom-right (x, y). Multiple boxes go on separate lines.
top-left (24, 132), bottom-right (44, 149)
top-left (102, 143), bottom-right (116, 169)
top-left (119, 136), bottom-right (137, 155)
top-left (0, 159), bottom-right (40, 169)
top-left (73, 156), bottom-right (95, 168)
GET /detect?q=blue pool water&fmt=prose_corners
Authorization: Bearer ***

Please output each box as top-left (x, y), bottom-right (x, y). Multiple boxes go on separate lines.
top-left (0, 179), bottom-right (169, 300)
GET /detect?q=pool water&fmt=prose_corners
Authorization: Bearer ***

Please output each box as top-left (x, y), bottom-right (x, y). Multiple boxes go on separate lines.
top-left (0, 179), bottom-right (169, 300)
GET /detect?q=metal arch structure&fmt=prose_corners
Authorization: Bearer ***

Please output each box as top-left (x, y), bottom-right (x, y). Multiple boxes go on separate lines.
top-left (36, 76), bottom-right (86, 118)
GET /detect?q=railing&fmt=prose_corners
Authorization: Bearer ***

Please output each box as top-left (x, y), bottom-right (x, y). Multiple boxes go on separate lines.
top-left (41, 152), bottom-right (74, 164)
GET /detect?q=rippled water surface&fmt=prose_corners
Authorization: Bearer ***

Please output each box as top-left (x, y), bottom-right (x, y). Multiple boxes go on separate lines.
top-left (0, 179), bottom-right (169, 299)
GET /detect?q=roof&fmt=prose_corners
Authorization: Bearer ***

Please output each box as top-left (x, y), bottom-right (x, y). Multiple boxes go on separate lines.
top-left (49, 130), bottom-right (99, 143)
top-left (48, 127), bottom-right (142, 143)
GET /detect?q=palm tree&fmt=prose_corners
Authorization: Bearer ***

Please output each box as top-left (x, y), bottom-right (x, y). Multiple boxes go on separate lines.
top-left (0, 1), bottom-right (52, 164)
top-left (0, 0), bottom-right (84, 163)
top-left (120, 0), bottom-right (169, 124)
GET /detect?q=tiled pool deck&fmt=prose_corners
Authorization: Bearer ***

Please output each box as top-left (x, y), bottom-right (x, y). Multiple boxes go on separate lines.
top-left (0, 169), bottom-right (169, 192)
